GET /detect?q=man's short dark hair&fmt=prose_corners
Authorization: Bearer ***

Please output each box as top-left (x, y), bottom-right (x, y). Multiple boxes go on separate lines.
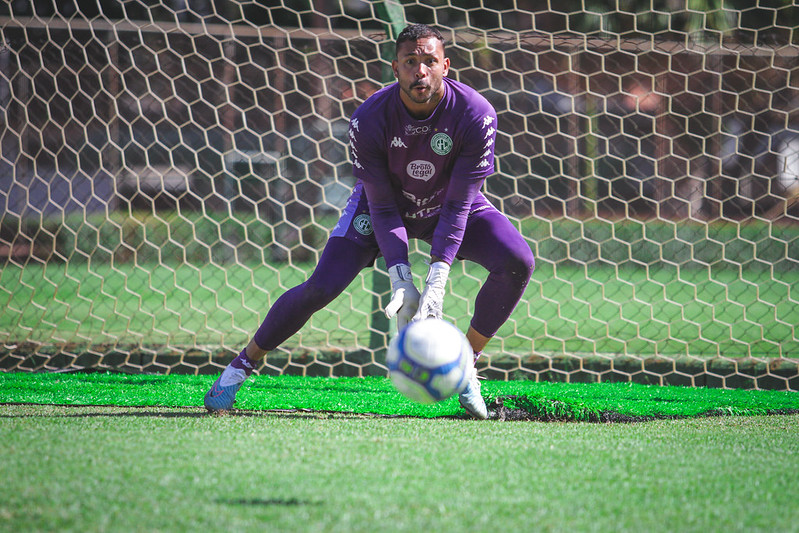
top-left (395, 24), bottom-right (446, 57)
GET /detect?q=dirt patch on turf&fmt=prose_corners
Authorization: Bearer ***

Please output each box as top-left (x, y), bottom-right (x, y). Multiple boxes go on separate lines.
top-left (486, 395), bottom-right (799, 423)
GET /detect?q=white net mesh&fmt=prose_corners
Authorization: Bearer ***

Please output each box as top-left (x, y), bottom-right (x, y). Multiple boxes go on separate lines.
top-left (0, 2), bottom-right (797, 389)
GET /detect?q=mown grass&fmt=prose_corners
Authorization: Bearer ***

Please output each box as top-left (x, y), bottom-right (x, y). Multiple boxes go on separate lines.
top-left (1, 403), bottom-right (797, 532)
top-left (2, 372), bottom-right (798, 531)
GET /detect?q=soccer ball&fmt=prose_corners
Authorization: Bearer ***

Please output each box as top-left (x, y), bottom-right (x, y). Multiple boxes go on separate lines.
top-left (386, 318), bottom-right (473, 404)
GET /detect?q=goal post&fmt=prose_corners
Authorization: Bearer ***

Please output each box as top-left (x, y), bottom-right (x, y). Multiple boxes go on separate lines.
top-left (368, 0), bottom-right (405, 356)
top-left (0, 2), bottom-right (797, 390)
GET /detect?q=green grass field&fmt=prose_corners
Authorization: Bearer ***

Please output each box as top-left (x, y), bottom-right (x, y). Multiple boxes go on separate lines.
top-left (3, 372), bottom-right (799, 531)
top-left (1, 402), bottom-right (798, 532)
top-left (2, 215), bottom-right (798, 530)
top-left (3, 259), bottom-right (798, 360)
top-left (3, 215), bottom-right (798, 362)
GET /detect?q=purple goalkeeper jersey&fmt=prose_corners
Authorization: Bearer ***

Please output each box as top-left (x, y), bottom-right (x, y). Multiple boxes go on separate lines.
top-left (347, 76), bottom-right (497, 267)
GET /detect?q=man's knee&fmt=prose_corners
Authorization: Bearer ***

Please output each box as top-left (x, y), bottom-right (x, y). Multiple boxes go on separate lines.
top-left (501, 241), bottom-right (535, 284)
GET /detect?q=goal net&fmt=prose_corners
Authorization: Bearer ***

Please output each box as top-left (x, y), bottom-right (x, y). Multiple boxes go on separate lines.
top-left (1, 1), bottom-right (797, 390)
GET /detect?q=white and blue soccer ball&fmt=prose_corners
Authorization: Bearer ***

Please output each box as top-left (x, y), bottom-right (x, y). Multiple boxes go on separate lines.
top-left (386, 318), bottom-right (473, 404)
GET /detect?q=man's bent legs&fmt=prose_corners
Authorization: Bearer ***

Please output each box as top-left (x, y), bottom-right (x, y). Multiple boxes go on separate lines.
top-left (454, 209), bottom-right (533, 420)
top-left (457, 208), bottom-right (535, 350)
top-left (246, 237), bottom-right (377, 360)
top-left (204, 237), bottom-right (376, 412)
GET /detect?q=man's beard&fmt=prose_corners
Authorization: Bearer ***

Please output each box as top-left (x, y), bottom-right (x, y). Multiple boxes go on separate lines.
top-left (406, 80), bottom-right (437, 104)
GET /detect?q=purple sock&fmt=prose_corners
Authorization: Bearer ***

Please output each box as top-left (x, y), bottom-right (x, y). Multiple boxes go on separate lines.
top-left (230, 350), bottom-right (257, 376)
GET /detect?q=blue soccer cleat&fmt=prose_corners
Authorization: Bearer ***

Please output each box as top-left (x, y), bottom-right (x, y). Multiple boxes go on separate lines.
top-left (204, 375), bottom-right (243, 413)
top-left (458, 370), bottom-right (488, 419)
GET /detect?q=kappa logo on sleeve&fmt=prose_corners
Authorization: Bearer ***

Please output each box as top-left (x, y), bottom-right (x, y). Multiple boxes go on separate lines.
top-left (350, 144), bottom-right (363, 169)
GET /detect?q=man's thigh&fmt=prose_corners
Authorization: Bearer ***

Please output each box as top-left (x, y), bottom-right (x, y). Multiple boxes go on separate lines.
top-left (456, 206), bottom-right (532, 271)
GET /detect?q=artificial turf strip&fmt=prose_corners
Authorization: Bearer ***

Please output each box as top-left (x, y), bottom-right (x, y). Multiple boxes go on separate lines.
top-left (1, 372), bottom-right (798, 421)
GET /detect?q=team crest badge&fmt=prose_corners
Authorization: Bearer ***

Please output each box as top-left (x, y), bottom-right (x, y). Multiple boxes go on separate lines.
top-left (353, 214), bottom-right (373, 235)
top-left (430, 132), bottom-right (452, 155)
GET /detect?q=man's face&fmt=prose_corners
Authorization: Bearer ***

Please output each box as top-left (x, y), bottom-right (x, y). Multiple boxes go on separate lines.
top-left (392, 36), bottom-right (450, 116)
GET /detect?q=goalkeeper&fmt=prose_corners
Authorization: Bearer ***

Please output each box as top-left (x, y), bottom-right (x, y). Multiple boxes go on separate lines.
top-left (205, 23), bottom-right (534, 419)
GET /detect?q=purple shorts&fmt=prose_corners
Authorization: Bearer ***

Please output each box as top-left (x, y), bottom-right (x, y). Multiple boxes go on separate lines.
top-left (330, 182), bottom-right (504, 260)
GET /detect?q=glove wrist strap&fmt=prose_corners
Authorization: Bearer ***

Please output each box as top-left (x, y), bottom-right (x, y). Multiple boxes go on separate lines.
top-left (388, 263), bottom-right (413, 285)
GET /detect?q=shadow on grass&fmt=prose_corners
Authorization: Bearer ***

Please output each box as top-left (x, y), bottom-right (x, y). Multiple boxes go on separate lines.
top-left (0, 403), bottom-right (414, 420)
top-left (218, 498), bottom-right (321, 507)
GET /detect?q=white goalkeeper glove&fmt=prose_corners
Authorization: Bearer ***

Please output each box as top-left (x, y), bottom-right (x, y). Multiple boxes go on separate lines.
top-left (413, 261), bottom-right (450, 322)
top-left (384, 263), bottom-right (420, 331)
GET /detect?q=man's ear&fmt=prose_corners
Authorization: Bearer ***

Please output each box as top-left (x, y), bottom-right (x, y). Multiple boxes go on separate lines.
top-left (391, 59), bottom-right (399, 79)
